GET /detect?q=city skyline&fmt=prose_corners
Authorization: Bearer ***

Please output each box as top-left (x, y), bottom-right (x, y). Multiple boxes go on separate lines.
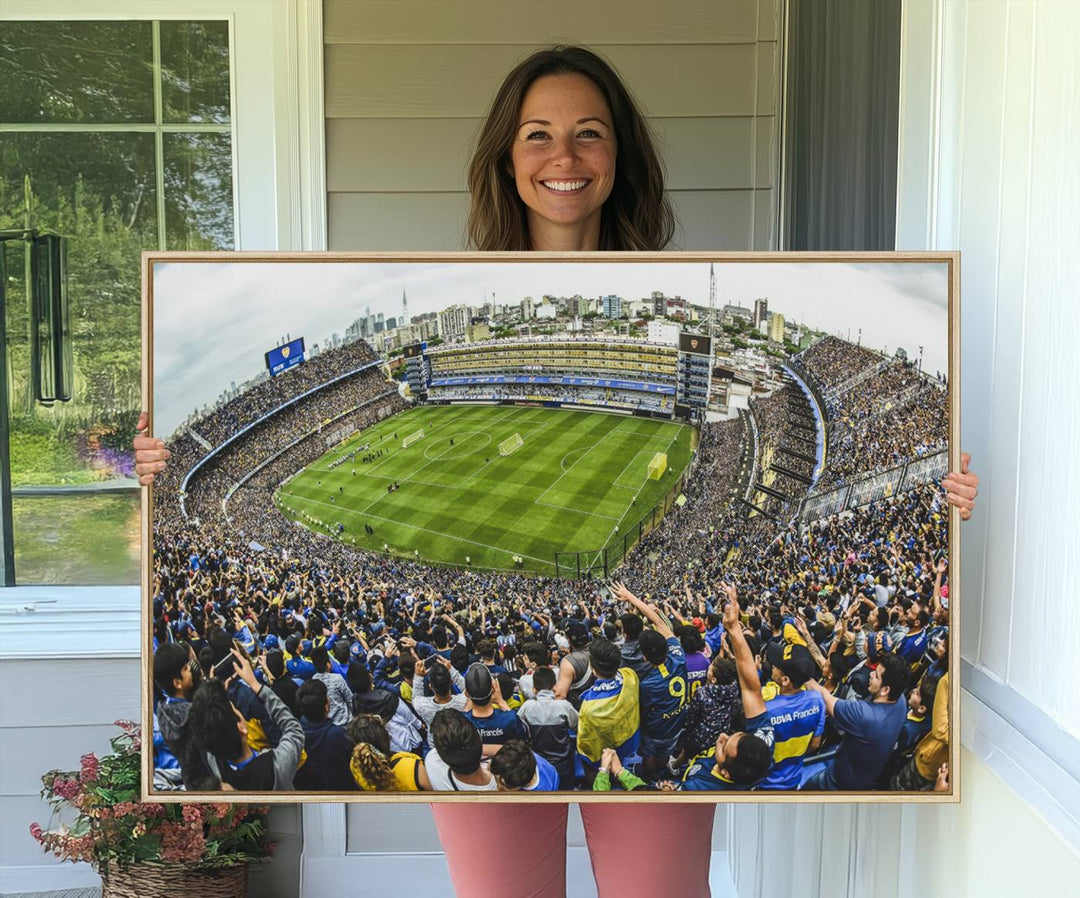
top-left (152, 260), bottom-right (949, 436)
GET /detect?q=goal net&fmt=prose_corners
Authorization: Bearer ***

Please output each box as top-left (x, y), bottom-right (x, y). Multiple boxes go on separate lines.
top-left (402, 429), bottom-right (425, 448)
top-left (647, 451), bottom-right (668, 480)
top-left (499, 432), bottom-right (524, 456)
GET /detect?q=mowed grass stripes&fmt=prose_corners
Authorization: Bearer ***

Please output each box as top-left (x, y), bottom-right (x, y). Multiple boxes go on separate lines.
top-left (274, 405), bottom-right (691, 574)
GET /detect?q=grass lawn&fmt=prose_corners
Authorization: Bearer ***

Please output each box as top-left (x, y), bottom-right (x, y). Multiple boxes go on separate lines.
top-left (13, 492), bottom-right (141, 585)
top-left (274, 405), bottom-right (692, 574)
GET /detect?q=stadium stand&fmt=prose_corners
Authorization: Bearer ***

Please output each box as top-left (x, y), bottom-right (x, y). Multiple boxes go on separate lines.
top-left (152, 333), bottom-right (953, 796)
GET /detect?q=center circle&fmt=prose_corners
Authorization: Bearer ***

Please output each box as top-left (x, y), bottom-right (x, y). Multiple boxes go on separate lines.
top-left (422, 430), bottom-right (492, 460)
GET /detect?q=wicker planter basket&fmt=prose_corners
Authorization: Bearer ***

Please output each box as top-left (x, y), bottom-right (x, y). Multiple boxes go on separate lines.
top-left (100, 862), bottom-right (248, 898)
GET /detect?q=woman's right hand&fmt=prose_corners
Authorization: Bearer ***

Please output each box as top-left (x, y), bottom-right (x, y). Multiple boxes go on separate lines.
top-left (133, 411), bottom-right (170, 485)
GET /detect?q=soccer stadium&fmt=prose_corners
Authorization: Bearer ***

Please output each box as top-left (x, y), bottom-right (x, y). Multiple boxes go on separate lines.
top-left (275, 405), bottom-right (692, 574)
top-left (152, 316), bottom-right (952, 796)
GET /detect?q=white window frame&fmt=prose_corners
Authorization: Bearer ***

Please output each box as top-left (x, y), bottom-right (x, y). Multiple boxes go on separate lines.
top-left (0, 0), bottom-right (326, 652)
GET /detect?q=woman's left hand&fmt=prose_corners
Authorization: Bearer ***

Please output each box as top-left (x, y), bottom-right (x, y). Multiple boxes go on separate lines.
top-left (942, 452), bottom-right (979, 521)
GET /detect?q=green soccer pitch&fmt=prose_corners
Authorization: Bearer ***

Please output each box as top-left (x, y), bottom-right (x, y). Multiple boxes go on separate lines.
top-left (274, 404), bottom-right (694, 574)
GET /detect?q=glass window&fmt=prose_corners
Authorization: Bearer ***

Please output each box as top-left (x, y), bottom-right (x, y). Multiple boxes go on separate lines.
top-left (0, 19), bottom-right (234, 585)
top-left (163, 132), bottom-right (234, 250)
top-left (160, 20), bottom-right (232, 124)
top-left (0, 21), bottom-right (155, 124)
top-left (12, 493), bottom-right (141, 585)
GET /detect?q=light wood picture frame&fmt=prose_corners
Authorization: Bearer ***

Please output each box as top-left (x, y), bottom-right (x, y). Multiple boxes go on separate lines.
top-left (141, 250), bottom-right (960, 805)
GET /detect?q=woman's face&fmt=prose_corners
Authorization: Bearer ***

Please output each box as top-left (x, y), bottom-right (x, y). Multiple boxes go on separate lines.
top-left (509, 73), bottom-right (617, 250)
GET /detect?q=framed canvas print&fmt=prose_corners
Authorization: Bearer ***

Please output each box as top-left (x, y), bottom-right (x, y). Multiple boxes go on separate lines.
top-left (142, 251), bottom-right (960, 804)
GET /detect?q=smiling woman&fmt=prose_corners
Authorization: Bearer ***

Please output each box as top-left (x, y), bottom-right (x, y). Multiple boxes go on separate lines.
top-left (509, 73), bottom-right (617, 251)
top-left (466, 45), bottom-right (674, 252)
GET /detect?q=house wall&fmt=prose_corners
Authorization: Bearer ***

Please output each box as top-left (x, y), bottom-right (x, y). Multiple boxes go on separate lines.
top-left (728, 0), bottom-right (1080, 891)
top-left (727, 707), bottom-right (1080, 897)
top-left (323, 0), bottom-right (782, 251)
top-left (0, 593), bottom-right (301, 898)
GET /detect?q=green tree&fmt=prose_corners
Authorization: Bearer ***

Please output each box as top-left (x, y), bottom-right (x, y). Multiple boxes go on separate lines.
top-left (1, 20), bottom-right (233, 485)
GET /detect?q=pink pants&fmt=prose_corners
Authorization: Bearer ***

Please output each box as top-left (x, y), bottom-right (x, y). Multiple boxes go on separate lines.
top-left (431, 802), bottom-right (716, 898)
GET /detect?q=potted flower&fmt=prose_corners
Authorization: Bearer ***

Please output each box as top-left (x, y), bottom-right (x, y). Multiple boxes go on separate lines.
top-left (30, 720), bottom-right (273, 897)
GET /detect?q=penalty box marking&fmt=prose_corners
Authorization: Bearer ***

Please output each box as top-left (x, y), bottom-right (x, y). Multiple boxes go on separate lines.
top-left (364, 407), bottom-right (517, 484)
top-left (453, 413), bottom-right (566, 489)
top-left (598, 424), bottom-right (685, 548)
top-left (318, 406), bottom-right (532, 493)
top-left (536, 421), bottom-right (676, 513)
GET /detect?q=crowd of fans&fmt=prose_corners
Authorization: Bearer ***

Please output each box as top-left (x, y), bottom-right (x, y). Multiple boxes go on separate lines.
top-left (428, 382), bottom-right (671, 414)
top-left (791, 336), bottom-right (949, 494)
top-left (795, 336), bottom-right (883, 392)
top-left (178, 373), bottom-right (402, 523)
top-left (182, 340), bottom-right (378, 447)
top-left (151, 332), bottom-right (951, 795)
top-left (747, 382), bottom-right (817, 515)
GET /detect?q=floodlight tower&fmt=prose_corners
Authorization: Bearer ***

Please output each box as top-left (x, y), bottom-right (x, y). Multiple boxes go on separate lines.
top-left (708, 262), bottom-right (717, 337)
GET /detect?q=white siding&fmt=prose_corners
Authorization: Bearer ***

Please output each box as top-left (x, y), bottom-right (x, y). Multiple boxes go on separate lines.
top-left (729, 1), bottom-right (1080, 893)
top-left (897, 0), bottom-right (1080, 735)
top-left (728, 747), bottom-right (1080, 898)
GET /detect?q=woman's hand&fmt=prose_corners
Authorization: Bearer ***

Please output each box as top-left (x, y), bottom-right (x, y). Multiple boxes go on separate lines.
top-left (133, 411), bottom-right (170, 486)
top-left (942, 452), bottom-right (979, 521)
top-left (934, 762), bottom-right (950, 792)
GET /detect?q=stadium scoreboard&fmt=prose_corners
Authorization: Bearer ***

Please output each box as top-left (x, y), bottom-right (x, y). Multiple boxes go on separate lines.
top-left (678, 332), bottom-right (712, 356)
top-left (265, 337), bottom-right (306, 377)
top-left (676, 331), bottom-right (712, 411)
top-left (403, 341), bottom-right (431, 395)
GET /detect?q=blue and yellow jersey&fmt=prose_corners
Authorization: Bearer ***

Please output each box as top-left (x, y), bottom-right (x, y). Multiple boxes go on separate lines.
top-left (895, 710), bottom-right (930, 754)
top-left (638, 636), bottom-right (689, 743)
top-left (758, 689), bottom-right (826, 790)
top-left (576, 667), bottom-right (640, 765)
top-left (680, 747), bottom-right (738, 791)
top-left (680, 712), bottom-right (775, 791)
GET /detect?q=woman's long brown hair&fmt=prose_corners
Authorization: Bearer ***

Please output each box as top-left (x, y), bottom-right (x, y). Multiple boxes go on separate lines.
top-left (467, 46), bottom-right (676, 252)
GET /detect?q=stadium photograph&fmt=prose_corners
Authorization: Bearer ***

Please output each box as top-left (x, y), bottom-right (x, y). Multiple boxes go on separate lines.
top-left (144, 254), bottom-right (958, 802)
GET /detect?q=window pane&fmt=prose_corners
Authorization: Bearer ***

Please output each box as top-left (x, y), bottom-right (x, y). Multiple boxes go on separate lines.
top-left (12, 493), bottom-right (140, 585)
top-left (160, 20), bottom-right (232, 124)
top-left (163, 132), bottom-right (235, 250)
top-left (1, 19), bottom-right (235, 585)
top-left (0, 21), bottom-right (154, 124)
top-left (2, 132), bottom-right (154, 505)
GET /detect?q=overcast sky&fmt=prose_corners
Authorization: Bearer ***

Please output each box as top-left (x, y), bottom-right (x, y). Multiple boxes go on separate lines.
top-left (152, 260), bottom-right (949, 436)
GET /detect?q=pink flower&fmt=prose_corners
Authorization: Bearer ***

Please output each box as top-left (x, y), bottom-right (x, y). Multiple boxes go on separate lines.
top-left (29, 822), bottom-right (43, 842)
top-left (159, 821), bottom-right (206, 863)
top-left (181, 805), bottom-right (203, 824)
top-left (52, 777), bottom-right (80, 801)
top-left (80, 753), bottom-right (100, 782)
top-left (64, 834), bottom-right (96, 864)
